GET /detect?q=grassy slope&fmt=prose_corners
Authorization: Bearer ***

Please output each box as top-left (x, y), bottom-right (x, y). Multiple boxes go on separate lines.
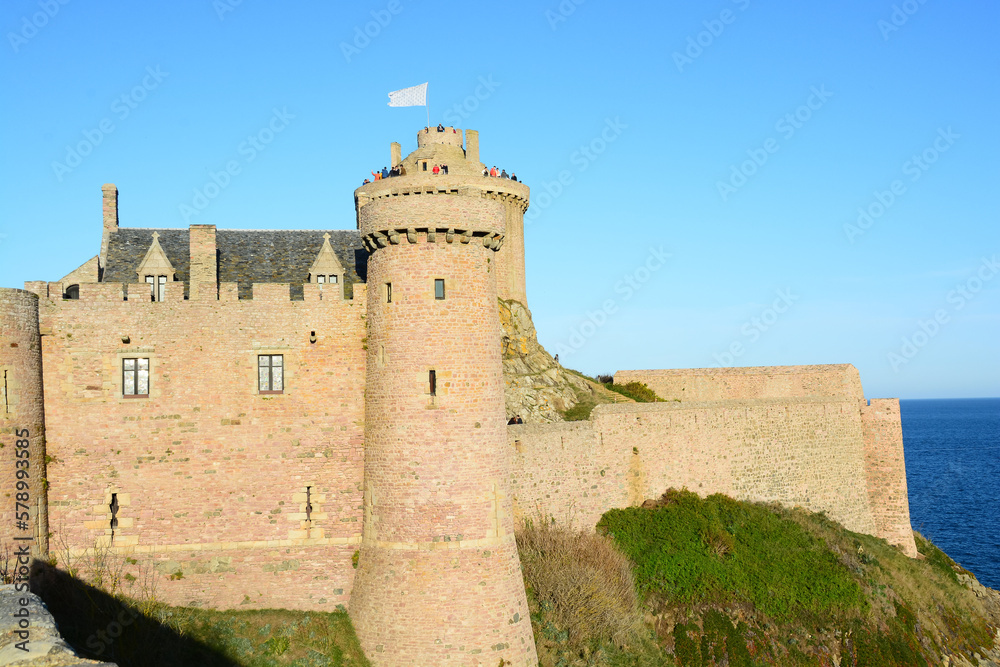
top-left (521, 489), bottom-right (999, 666)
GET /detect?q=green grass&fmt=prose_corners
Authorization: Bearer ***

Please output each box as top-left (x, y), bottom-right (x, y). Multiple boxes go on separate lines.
top-left (154, 607), bottom-right (371, 667)
top-left (597, 489), bottom-right (866, 625)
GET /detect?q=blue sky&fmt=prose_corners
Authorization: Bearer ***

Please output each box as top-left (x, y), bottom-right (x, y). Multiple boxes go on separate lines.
top-left (1, 0), bottom-right (997, 399)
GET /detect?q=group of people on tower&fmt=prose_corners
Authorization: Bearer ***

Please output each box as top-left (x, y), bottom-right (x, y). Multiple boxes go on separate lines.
top-left (484, 165), bottom-right (517, 181)
top-left (363, 164), bottom-right (404, 184)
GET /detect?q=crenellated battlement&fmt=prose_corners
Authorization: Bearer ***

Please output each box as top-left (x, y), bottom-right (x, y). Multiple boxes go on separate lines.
top-left (26, 280), bottom-right (364, 305)
top-left (415, 125), bottom-right (464, 148)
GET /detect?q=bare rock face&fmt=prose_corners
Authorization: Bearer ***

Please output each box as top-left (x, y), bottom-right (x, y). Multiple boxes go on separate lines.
top-left (0, 585), bottom-right (117, 666)
top-left (500, 299), bottom-right (615, 423)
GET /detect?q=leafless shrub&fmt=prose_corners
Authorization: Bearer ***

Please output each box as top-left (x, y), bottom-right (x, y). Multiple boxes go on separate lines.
top-left (516, 519), bottom-right (643, 649)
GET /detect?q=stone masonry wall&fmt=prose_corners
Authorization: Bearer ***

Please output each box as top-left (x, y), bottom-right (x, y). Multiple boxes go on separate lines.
top-left (861, 399), bottom-right (918, 557)
top-left (510, 398), bottom-right (884, 542)
top-left (616, 364), bottom-right (866, 403)
top-left (30, 281), bottom-right (366, 611)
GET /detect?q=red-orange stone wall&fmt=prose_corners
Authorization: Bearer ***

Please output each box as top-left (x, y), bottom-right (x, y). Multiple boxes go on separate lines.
top-left (0, 288), bottom-right (49, 558)
top-left (34, 282), bottom-right (366, 610)
top-left (350, 187), bottom-right (536, 665)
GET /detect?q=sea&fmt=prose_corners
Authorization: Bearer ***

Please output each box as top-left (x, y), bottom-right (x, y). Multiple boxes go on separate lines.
top-left (901, 397), bottom-right (1000, 590)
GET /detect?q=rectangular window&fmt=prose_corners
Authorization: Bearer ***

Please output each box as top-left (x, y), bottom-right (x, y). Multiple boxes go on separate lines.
top-left (123, 358), bottom-right (149, 397)
top-left (385, 282), bottom-right (392, 303)
top-left (329, 274), bottom-right (338, 284)
top-left (258, 355), bottom-right (284, 394)
top-left (434, 279), bottom-right (445, 300)
top-left (145, 275), bottom-right (155, 301)
top-left (158, 275), bottom-right (166, 302)
top-left (429, 370), bottom-right (436, 396)
top-left (317, 275), bottom-right (326, 284)
top-left (422, 161), bottom-right (427, 171)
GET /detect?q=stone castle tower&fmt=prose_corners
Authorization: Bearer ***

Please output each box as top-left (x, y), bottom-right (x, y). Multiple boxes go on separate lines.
top-left (348, 128), bottom-right (536, 665)
top-left (0, 289), bottom-right (49, 559)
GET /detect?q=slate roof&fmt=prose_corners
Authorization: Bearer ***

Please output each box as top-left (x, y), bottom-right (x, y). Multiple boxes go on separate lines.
top-left (103, 228), bottom-right (368, 300)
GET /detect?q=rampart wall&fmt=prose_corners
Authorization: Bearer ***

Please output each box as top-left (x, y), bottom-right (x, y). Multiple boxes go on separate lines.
top-left (615, 364), bottom-right (865, 402)
top-left (509, 399), bottom-right (880, 539)
top-left (27, 281), bottom-right (367, 610)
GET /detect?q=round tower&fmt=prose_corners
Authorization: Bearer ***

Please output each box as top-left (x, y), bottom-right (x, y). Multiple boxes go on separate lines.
top-left (0, 288), bottom-right (49, 558)
top-left (349, 128), bottom-right (536, 667)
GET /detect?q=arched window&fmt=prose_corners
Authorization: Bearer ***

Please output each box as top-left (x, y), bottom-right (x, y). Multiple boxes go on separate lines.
top-left (64, 284), bottom-right (80, 300)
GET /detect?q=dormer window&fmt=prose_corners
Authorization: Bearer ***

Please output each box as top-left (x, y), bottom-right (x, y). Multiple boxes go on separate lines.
top-left (308, 233), bottom-right (345, 297)
top-left (135, 232), bottom-right (176, 297)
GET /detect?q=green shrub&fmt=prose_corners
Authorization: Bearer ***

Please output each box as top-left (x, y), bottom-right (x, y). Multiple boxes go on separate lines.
top-left (602, 381), bottom-right (663, 403)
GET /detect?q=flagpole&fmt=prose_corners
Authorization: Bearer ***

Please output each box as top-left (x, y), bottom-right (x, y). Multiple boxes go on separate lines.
top-left (425, 85), bottom-right (430, 129)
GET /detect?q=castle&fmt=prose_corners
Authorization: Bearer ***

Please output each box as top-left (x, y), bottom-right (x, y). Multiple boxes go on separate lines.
top-left (0, 127), bottom-right (916, 667)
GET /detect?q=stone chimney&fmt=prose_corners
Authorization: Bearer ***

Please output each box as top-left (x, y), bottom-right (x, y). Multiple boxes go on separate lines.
top-left (189, 224), bottom-right (217, 299)
top-left (391, 142), bottom-right (401, 167)
top-left (99, 184), bottom-right (119, 269)
top-left (102, 184), bottom-right (118, 233)
top-left (465, 130), bottom-right (480, 165)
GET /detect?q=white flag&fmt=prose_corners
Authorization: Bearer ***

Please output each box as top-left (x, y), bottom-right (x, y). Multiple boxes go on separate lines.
top-left (388, 83), bottom-right (428, 107)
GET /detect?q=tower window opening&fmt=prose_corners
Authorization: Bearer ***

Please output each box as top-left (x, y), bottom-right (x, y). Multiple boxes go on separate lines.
top-left (64, 284), bottom-right (80, 300)
top-left (422, 161), bottom-right (427, 171)
top-left (317, 275), bottom-right (325, 284)
top-left (385, 282), bottom-right (392, 303)
top-left (434, 279), bottom-right (445, 300)
top-left (429, 370), bottom-right (437, 396)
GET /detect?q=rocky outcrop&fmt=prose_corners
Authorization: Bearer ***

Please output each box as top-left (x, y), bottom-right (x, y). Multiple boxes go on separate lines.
top-left (0, 585), bottom-right (117, 666)
top-left (500, 299), bottom-right (626, 423)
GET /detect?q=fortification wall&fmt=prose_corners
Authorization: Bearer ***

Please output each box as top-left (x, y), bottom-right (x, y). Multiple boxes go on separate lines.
top-left (0, 288), bottom-right (49, 558)
top-left (862, 399), bottom-right (918, 557)
top-left (615, 364), bottom-right (865, 403)
top-left (30, 282), bottom-right (366, 610)
top-left (511, 398), bottom-right (883, 541)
